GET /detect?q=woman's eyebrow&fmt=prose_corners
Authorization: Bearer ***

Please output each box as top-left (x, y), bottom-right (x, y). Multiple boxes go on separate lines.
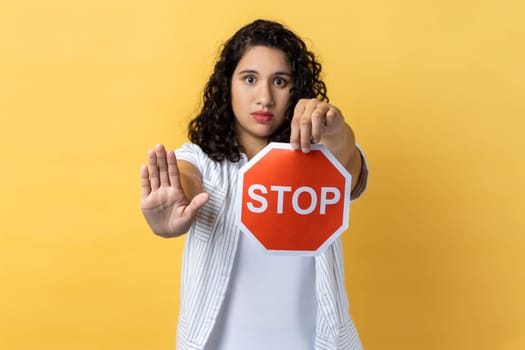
top-left (237, 69), bottom-right (292, 76)
top-left (274, 71), bottom-right (292, 77)
top-left (237, 69), bottom-right (259, 75)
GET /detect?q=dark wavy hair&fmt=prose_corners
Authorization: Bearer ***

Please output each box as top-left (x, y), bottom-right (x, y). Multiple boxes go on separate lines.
top-left (188, 19), bottom-right (328, 162)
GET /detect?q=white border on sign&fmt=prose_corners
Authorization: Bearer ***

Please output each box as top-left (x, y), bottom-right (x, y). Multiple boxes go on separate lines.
top-left (235, 142), bottom-right (352, 256)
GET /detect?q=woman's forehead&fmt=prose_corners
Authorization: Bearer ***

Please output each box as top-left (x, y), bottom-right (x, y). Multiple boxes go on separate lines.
top-left (235, 46), bottom-right (291, 73)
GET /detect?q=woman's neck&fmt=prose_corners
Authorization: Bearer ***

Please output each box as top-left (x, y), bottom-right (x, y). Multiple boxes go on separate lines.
top-left (238, 138), bottom-right (268, 160)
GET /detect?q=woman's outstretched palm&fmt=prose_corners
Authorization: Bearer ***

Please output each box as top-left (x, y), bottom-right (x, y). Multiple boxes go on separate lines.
top-left (140, 144), bottom-right (209, 237)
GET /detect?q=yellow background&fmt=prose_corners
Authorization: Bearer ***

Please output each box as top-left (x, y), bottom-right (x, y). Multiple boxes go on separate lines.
top-left (1, 0), bottom-right (524, 349)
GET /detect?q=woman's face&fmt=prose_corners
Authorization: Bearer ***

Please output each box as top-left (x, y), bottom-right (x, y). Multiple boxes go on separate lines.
top-left (231, 45), bottom-right (293, 154)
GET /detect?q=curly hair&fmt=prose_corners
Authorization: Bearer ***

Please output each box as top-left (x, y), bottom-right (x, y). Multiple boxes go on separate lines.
top-left (188, 19), bottom-right (328, 162)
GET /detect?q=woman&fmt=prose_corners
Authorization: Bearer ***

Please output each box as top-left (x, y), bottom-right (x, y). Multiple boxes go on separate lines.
top-left (140, 19), bottom-right (368, 350)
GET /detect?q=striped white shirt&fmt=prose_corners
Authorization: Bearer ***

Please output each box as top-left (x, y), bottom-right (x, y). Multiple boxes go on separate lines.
top-left (175, 143), bottom-right (367, 350)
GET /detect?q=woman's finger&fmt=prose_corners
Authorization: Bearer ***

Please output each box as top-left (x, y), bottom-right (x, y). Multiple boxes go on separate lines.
top-left (298, 100), bottom-right (322, 152)
top-left (290, 101), bottom-right (305, 149)
top-left (311, 103), bottom-right (329, 143)
top-left (299, 114), bottom-right (312, 152)
top-left (167, 150), bottom-right (183, 191)
top-left (155, 144), bottom-right (170, 186)
top-left (324, 107), bottom-right (344, 135)
top-left (147, 149), bottom-right (160, 190)
top-left (184, 192), bottom-right (211, 218)
top-left (140, 164), bottom-right (151, 198)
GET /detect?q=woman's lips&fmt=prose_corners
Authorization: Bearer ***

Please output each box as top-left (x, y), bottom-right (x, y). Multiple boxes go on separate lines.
top-left (252, 111), bottom-right (274, 122)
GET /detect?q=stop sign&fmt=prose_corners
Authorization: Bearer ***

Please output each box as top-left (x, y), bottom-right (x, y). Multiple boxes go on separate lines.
top-left (236, 142), bottom-right (352, 256)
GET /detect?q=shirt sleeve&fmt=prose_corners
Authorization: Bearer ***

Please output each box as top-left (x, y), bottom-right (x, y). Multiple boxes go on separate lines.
top-left (350, 144), bottom-right (369, 201)
top-left (174, 142), bottom-right (205, 175)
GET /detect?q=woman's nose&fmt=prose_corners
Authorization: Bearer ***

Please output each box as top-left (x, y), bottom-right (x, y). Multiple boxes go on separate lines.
top-left (257, 83), bottom-right (274, 107)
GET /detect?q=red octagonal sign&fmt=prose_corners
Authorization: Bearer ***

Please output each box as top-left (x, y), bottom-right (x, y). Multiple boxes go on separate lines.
top-left (236, 142), bottom-right (352, 256)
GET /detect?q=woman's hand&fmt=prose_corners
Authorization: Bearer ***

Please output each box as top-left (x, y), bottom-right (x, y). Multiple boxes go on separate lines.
top-left (140, 144), bottom-right (209, 237)
top-left (289, 98), bottom-right (362, 190)
top-left (290, 98), bottom-right (349, 153)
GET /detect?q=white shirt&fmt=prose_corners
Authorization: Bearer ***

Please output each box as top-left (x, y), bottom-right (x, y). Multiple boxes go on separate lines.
top-left (174, 143), bottom-right (367, 350)
top-left (205, 233), bottom-right (317, 350)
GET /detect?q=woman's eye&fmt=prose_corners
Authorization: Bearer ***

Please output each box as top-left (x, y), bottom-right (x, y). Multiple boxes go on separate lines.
top-left (274, 77), bottom-right (287, 87)
top-left (245, 76), bottom-right (256, 84)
